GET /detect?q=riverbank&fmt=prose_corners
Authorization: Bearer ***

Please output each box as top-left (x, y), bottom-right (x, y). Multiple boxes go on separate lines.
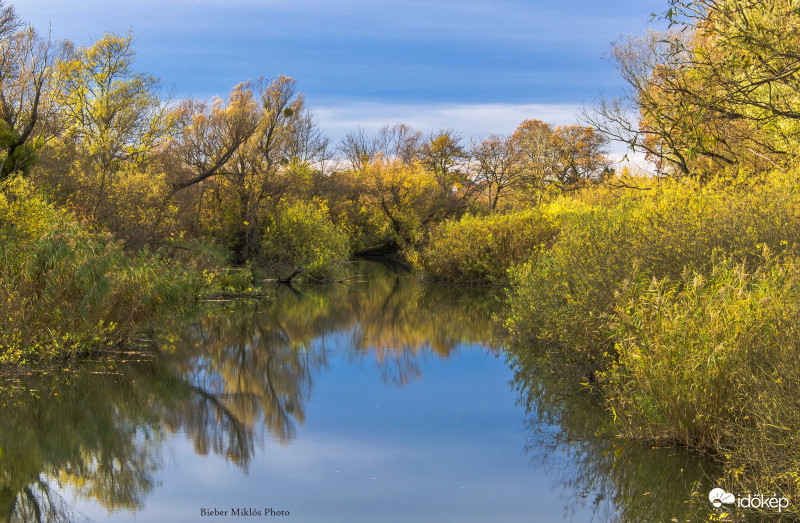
top-left (0, 178), bottom-right (268, 366)
top-left (419, 169), bottom-right (800, 517)
top-left (1, 260), bottom-right (723, 522)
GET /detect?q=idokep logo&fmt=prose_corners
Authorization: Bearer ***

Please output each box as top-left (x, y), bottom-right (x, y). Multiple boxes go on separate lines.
top-left (709, 488), bottom-right (791, 513)
top-left (709, 488), bottom-right (735, 508)
top-left (737, 493), bottom-right (790, 512)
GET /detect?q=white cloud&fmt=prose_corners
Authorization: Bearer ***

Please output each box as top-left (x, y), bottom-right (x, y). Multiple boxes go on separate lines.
top-left (313, 101), bottom-right (582, 141)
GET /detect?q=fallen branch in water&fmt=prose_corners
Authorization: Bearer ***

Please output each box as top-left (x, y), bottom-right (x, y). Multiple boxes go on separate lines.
top-left (304, 274), bottom-right (362, 284)
top-left (259, 266), bottom-right (304, 284)
top-left (197, 292), bottom-right (272, 301)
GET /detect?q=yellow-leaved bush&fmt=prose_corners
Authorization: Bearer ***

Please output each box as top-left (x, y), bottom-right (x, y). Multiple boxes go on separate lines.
top-left (503, 169), bottom-right (800, 511)
top-left (506, 170), bottom-right (800, 375)
top-left (419, 209), bottom-right (560, 284)
top-left (0, 179), bottom-right (200, 365)
top-left (260, 200), bottom-right (350, 279)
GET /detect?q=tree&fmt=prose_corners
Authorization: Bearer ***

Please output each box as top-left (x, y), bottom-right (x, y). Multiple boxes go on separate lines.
top-left (169, 83), bottom-right (260, 194)
top-left (0, 2), bottom-right (63, 180)
top-left (338, 127), bottom-right (379, 174)
top-left (362, 158), bottom-right (439, 247)
top-left (510, 119), bottom-right (557, 203)
top-left (338, 123), bottom-right (424, 174)
top-left (375, 123), bottom-right (422, 165)
top-left (472, 134), bottom-right (523, 209)
top-left (549, 124), bottom-right (612, 190)
top-left (586, 32), bottom-right (702, 177)
top-left (219, 76), bottom-right (306, 259)
top-left (418, 129), bottom-right (469, 194)
top-left (171, 76), bottom-right (314, 259)
top-left (55, 32), bottom-right (177, 218)
top-left (284, 107), bottom-right (331, 174)
top-left (589, 1), bottom-right (800, 179)
top-left (510, 119), bottom-right (611, 196)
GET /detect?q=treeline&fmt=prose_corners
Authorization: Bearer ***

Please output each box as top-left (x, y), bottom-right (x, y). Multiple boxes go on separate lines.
top-left (0, 2), bottom-right (612, 266)
top-left (0, 0), bottom-right (614, 364)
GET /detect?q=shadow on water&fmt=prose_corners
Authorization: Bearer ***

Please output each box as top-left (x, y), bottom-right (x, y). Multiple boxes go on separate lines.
top-left (1, 261), bottom-right (768, 522)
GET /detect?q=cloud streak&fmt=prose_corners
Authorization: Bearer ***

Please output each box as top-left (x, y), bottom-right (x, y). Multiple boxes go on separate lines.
top-left (313, 101), bottom-right (583, 141)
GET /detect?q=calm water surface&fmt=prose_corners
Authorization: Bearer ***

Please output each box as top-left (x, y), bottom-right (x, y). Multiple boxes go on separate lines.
top-left (1, 262), bottom-right (726, 522)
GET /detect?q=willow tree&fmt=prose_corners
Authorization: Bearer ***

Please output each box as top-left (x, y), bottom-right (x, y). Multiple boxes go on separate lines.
top-left (170, 76), bottom-right (320, 260)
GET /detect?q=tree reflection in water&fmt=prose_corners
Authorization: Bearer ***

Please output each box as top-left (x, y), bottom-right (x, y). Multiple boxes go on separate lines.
top-left (0, 261), bottom-right (500, 521)
top-left (508, 345), bottom-right (725, 523)
top-left (2, 261), bottom-right (741, 522)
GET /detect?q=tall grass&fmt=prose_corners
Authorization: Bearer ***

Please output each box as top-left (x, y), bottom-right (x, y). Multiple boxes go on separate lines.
top-left (0, 179), bottom-right (201, 365)
top-left (501, 170), bottom-right (800, 514)
top-left (506, 171), bottom-right (800, 376)
top-left (607, 257), bottom-right (800, 507)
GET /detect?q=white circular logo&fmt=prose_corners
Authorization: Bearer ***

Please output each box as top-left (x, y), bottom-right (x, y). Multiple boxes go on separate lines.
top-left (709, 488), bottom-right (736, 508)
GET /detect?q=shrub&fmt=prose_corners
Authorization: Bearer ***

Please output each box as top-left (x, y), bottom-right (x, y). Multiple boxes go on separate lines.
top-left (261, 200), bottom-right (350, 279)
top-left (605, 257), bottom-right (800, 506)
top-left (505, 172), bottom-right (800, 375)
top-left (504, 170), bottom-right (800, 513)
top-left (0, 179), bottom-right (200, 365)
top-left (419, 209), bottom-right (559, 284)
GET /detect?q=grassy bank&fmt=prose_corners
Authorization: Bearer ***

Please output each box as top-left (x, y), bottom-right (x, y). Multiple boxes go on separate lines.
top-left (0, 179), bottom-right (236, 366)
top-left (493, 170), bottom-right (800, 513)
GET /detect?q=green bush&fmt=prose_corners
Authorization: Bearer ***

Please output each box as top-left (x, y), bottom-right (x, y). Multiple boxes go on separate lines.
top-left (505, 172), bottom-right (800, 375)
top-left (261, 200), bottom-right (350, 279)
top-left (0, 179), bottom-right (201, 365)
top-left (419, 209), bottom-right (559, 284)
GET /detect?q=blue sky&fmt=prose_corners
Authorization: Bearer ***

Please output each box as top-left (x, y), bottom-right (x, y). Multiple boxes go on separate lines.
top-left (13, 0), bottom-right (667, 141)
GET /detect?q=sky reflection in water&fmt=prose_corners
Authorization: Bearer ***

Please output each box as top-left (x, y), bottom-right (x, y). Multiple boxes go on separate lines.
top-left (1, 262), bottom-right (722, 522)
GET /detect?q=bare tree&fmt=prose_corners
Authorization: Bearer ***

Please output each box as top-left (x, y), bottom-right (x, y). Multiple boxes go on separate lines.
top-left (472, 134), bottom-right (523, 209)
top-left (376, 123), bottom-right (422, 165)
top-left (338, 127), bottom-right (379, 173)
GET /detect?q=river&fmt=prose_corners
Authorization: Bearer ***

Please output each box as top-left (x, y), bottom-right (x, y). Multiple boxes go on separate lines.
top-left (1, 261), bottom-right (728, 522)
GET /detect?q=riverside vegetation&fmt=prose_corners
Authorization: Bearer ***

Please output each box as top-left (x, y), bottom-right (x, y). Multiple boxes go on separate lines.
top-left (2, 0), bottom-right (800, 518)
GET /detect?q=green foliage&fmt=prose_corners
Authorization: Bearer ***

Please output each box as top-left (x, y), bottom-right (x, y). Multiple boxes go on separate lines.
top-left (419, 209), bottom-right (559, 284)
top-left (606, 257), bottom-right (800, 508)
top-left (504, 170), bottom-right (800, 514)
top-left (261, 200), bottom-right (349, 279)
top-left (0, 179), bottom-right (200, 365)
top-left (506, 171), bottom-right (800, 375)
top-left (0, 123), bottom-right (38, 179)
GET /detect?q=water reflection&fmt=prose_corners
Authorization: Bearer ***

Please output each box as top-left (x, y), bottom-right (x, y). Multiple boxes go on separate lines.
top-left (0, 364), bottom-right (168, 521)
top-left (1, 262), bottom-right (737, 522)
top-left (508, 346), bottom-right (724, 522)
top-left (0, 262), bottom-right (500, 521)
